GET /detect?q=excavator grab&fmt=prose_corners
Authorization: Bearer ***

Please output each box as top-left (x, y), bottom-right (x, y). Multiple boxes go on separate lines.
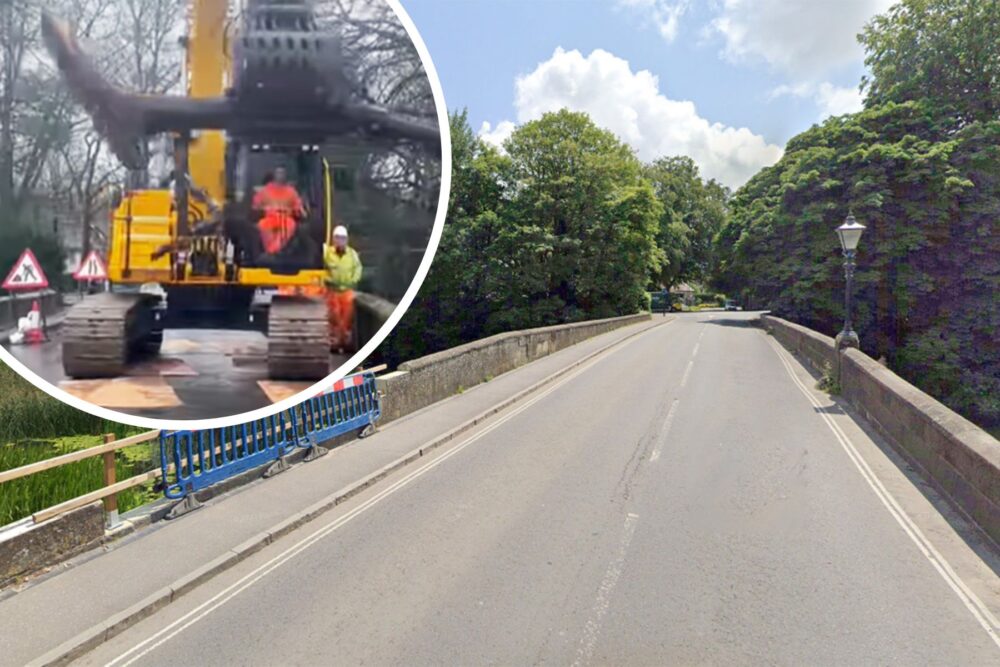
top-left (43, 0), bottom-right (440, 383)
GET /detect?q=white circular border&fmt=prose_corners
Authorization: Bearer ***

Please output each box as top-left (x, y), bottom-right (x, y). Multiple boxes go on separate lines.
top-left (0, 0), bottom-right (451, 432)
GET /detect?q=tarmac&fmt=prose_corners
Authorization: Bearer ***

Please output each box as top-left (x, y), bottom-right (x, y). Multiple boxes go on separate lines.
top-left (0, 318), bottom-right (668, 666)
top-left (2, 322), bottom-right (350, 420)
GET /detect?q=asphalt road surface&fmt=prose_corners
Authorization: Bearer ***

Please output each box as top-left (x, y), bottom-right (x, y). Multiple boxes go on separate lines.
top-left (3, 328), bottom-right (350, 420)
top-left (77, 313), bottom-right (1000, 665)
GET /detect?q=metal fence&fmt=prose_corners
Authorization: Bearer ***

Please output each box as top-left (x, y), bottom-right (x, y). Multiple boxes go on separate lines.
top-left (159, 371), bottom-right (381, 517)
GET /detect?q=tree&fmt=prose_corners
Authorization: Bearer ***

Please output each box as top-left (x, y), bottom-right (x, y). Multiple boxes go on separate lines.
top-left (384, 109), bottom-right (662, 364)
top-left (504, 110), bottom-right (661, 322)
top-left (714, 100), bottom-right (1000, 429)
top-left (382, 110), bottom-right (514, 362)
top-left (861, 0), bottom-right (1000, 126)
top-left (644, 156), bottom-right (729, 288)
top-left (319, 0), bottom-right (440, 207)
top-left (714, 0), bottom-right (1000, 430)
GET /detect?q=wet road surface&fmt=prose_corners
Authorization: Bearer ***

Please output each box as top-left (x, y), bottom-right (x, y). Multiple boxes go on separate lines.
top-left (3, 328), bottom-right (350, 421)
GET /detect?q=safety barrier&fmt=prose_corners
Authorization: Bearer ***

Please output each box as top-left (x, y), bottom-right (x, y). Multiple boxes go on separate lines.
top-left (159, 371), bottom-right (381, 518)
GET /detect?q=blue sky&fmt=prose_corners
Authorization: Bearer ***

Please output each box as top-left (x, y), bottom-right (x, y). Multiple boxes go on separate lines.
top-left (403, 0), bottom-right (895, 188)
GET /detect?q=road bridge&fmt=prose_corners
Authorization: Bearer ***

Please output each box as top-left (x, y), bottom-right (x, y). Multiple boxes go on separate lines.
top-left (3, 313), bottom-right (999, 665)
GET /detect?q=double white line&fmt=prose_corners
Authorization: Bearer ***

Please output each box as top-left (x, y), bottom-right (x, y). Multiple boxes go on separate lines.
top-left (767, 337), bottom-right (1000, 650)
top-left (107, 322), bottom-right (664, 666)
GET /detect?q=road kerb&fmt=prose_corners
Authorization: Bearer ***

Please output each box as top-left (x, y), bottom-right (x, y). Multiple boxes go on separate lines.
top-left (25, 316), bottom-right (673, 666)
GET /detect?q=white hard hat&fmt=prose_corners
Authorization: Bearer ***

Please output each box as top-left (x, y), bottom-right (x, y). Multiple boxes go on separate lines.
top-left (333, 225), bottom-right (348, 238)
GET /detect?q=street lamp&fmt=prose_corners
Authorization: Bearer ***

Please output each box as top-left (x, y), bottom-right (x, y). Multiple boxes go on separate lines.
top-left (835, 212), bottom-right (865, 350)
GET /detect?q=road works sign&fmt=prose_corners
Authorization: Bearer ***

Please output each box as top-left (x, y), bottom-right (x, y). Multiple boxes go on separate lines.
top-left (73, 250), bottom-right (108, 282)
top-left (2, 248), bottom-right (49, 290)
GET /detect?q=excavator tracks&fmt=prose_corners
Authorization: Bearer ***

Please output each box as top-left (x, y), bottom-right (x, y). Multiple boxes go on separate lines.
top-left (267, 295), bottom-right (331, 380)
top-left (62, 292), bottom-right (160, 378)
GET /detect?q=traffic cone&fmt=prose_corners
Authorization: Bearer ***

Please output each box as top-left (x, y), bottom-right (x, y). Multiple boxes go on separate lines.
top-left (25, 300), bottom-right (44, 344)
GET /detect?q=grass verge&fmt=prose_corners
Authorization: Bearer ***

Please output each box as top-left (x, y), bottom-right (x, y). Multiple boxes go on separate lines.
top-left (0, 361), bottom-right (156, 526)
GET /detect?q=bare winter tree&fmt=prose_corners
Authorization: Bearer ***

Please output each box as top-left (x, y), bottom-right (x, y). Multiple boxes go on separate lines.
top-left (39, 0), bottom-right (184, 253)
top-left (118, 0), bottom-right (184, 94)
top-left (317, 0), bottom-right (440, 210)
top-left (0, 0), bottom-right (119, 219)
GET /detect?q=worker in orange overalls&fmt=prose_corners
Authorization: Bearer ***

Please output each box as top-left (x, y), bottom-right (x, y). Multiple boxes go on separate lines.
top-left (324, 225), bottom-right (363, 352)
top-left (252, 166), bottom-right (304, 255)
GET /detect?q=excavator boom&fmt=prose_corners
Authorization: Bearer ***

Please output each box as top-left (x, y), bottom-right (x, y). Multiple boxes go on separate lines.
top-left (40, 6), bottom-right (440, 170)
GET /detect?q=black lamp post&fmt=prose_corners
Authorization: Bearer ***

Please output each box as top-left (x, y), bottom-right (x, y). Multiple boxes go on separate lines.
top-left (835, 212), bottom-right (865, 350)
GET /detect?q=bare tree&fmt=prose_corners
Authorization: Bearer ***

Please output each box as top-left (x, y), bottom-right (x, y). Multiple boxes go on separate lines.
top-left (39, 0), bottom-right (184, 253)
top-left (0, 0), bottom-right (119, 219)
top-left (118, 0), bottom-right (184, 94)
top-left (317, 0), bottom-right (440, 208)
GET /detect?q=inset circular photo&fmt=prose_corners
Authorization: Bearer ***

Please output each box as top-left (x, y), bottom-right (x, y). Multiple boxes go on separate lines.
top-left (0, 0), bottom-right (448, 426)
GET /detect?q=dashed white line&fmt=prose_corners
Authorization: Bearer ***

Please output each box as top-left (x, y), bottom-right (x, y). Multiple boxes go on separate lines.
top-left (766, 336), bottom-right (1000, 650)
top-left (650, 399), bottom-right (680, 463)
top-left (573, 513), bottom-right (640, 666)
top-left (679, 360), bottom-right (694, 388)
top-left (102, 326), bottom-right (669, 667)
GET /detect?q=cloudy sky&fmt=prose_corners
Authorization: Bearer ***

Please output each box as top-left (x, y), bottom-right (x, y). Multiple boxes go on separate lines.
top-left (404, 0), bottom-right (896, 189)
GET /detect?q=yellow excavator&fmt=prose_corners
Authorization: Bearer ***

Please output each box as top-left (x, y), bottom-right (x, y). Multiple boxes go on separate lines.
top-left (42, 0), bottom-right (439, 380)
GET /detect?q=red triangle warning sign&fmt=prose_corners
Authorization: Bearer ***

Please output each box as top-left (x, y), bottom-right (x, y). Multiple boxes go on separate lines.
top-left (2, 248), bottom-right (49, 290)
top-left (73, 250), bottom-right (108, 281)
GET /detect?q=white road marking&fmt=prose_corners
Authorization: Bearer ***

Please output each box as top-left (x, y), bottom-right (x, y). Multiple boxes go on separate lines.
top-left (766, 337), bottom-right (1000, 650)
top-left (679, 360), bottom-right (694, 388)
top-left (691, 342), bottom-right (700, 358)
top-left (573, 513), bottom-right (639, 667)
top-left (105, 322), bottom-right (670, 667)
top-left (650, 399), bottom-right (680, 463)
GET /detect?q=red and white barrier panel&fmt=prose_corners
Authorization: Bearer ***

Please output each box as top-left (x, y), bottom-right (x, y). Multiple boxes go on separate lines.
top-left (314, 373), bottom-right (368, 396)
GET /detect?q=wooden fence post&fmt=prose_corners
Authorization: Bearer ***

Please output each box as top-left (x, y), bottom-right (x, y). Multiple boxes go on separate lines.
top-left (102, 433), bottom-right (119, 528)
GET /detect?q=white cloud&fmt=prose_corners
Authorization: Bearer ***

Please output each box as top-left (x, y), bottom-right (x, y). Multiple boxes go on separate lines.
top-left (480, 48), bottom-right (782, 189)
top-left (478, 120), bottom-right (516, 147)
top-left (772, 81), bottom-right (864, 119)
top-left (617, 0), bottom-right (690, 42)
top-left (709, 0), bottom-right (894, 78)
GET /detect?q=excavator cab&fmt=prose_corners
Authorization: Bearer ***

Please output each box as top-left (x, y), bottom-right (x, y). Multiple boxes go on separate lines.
top-left (226, 143), bottom-right (327, 273)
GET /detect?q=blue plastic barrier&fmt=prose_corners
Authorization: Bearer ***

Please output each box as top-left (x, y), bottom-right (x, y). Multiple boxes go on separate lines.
top-left (295, 371), bottom-right (381, 449)
top-left (160, 371), bottom-right (381, 516)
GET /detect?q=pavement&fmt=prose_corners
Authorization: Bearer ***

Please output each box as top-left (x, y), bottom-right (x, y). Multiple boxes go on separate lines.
top-left (3, 313), bottom-right (1000, 665)
top-left (2, 327), bottom-right (351, 420)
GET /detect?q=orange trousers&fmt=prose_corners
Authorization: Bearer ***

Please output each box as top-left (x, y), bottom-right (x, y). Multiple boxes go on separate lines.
top-left (258, 212), bottom-right (296, 254)
top-left (326, 289), bottom-right (355, 349)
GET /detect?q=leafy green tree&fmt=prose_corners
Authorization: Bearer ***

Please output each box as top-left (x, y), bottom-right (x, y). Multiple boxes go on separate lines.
top-left (383, 109), bottom-right (662, 364)
top-left (860, 0), bottom-right (1000, 125)
top-left (714, 0), bottom-right (1000, 429)
top-left (503, 110), bottom-right (662, 322)
top-left (383, 110), bottom-right (514, 362)
top-left (715, 100), bottom-right (999, 428)
top-left (644, 156), bottom-right (728, 288)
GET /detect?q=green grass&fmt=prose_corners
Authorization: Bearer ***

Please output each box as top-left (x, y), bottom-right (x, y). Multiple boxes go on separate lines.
top-left (0, 364), bottom-right (135, 440)
top-left (816, 361), bottom-right (842, 395)
top-left (0, 361), bottom-right (156, 526)
top-left (0, 437), bottom-right (161, 526)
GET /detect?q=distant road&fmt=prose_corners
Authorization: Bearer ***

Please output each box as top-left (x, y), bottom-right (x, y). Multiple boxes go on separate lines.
top-left (75, 312), bottom-right (1000, 665)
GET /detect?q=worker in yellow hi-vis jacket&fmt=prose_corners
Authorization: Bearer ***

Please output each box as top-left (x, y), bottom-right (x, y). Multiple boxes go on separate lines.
top-left (324, 225), bottom-right (363, 352)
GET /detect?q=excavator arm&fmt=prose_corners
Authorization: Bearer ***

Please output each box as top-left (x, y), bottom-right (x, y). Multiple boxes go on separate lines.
top-left (40, 1), bottom-right (441, 172)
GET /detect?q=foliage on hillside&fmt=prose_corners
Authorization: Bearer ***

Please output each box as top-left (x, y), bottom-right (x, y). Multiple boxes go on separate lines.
top-left (714, 0), bottom-right (1000, 430)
